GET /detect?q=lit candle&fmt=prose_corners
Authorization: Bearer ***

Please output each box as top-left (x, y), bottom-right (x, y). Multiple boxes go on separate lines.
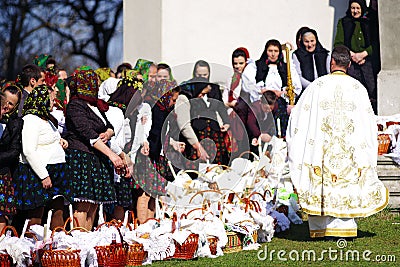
top-left (277, 118), bottom-right (281, 138)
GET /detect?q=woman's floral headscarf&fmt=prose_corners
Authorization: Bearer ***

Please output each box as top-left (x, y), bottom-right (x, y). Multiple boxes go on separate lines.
top-left (95, 67), bottom-right (113, 83)
top-left (22, 84), bottom-right (58, 125)
top-left (69, 69), bottom-right (109, 112)
top-left (108, 76), bottom-right (144, 112)
top-left (155, 80), bottom-right (179, 112)
top-left (133, 59), bottom-right (154, 82)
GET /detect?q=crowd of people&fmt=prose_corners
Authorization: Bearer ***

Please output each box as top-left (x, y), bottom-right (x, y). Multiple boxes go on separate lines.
top-left (0, 0), bottom-right (386, 240)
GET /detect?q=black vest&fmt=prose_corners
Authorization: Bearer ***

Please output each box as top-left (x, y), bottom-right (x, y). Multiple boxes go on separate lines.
top-left (342, 16), bottom-right (371, 51)
top-left (294, 47), bottom-right (329, 83)
top-left (255, 60), bottom-right (288, 88)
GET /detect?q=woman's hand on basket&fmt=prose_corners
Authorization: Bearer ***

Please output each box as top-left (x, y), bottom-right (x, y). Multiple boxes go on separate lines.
top-left (42, 176), bottom-right (52, 189)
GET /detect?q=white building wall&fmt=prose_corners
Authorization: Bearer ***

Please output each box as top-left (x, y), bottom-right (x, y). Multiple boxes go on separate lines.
top-left (124, 0), bottom-right (347, 82)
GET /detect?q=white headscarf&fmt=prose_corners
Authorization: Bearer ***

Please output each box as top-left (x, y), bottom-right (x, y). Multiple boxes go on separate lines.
top-left (98, 77), bottom-right (120, 101)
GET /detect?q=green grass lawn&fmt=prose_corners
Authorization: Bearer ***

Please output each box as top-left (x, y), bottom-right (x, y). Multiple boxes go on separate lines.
top-left (150, 210), bottom-right (400, 266)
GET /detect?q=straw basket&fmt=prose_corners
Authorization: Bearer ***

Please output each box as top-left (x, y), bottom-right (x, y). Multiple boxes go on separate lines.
top-left (252, 230), bottom-right (258, 243)
top-left (0, 253), bottom-right (11, 267)
top-left (172, 233), bottom-right (199, 260)
top-left (378, 134), bottom-right (391, 155)
top-left (125, 214), bottom-right (147, 266)
top-left (41, 227), bottom-right (81, 267)
top-left (168, 213), bottom-right (199, 260)
top-left (0, 226), bottom-right (20, 267)
top-left (125, 242), bottom-right (146, 267)
top-left (207, 236), bottom-right (219, 256)
top-left (94, 222), bottom-right (127, 267)
top-left (223, 231), bottom-right (242, 253)
top-left (24, 231), bottom-right (41, 267)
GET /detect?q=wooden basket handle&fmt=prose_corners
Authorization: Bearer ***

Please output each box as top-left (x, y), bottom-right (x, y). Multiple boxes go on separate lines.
top-left (189, 189), bottom-right (223, 204)
top-left (95, 221), bottom-right (125, 245)
top-left (67, 227), bottom-right (90, 234)
top-left (218, 188), bottom-right (242, 204)
top-left (263, 189), bottom-right (273, 199)
top-left (178, 169), bottom-right (207, 178)
top-left (249, 191), bottom-right (265, 201)
top-left (141, 217), bottom-right (160, 224)
top-left (239, 151), bottom-right (260, 161)
top-left (0, 225), bottom-right (18, 237)
top-left (205, 164), bottom-right (232, 173)
top-left (49, 226), bottom-right (68, 249)
top-left (183, 207), bottom-right (208, 219)
top-left (124, 211), bottom-right (137, 230)
top-left (23, 231), bottom-right (38, 241)
top-left (63, 216), bottom-right (80, 229)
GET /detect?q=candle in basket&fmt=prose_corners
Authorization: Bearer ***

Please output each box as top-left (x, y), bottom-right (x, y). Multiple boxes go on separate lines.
top-left (69, 204), bottom-right (74, 229)
top-left (21, 219), bottom-right (30, 238)
top-left (43, 224), bottom-right (47, 242)
top-left (44, 209), bottom-right (53, 241)
top-left (123, 210), bottom-right (129, 226)
top-left (277, 118), bottom-right (281, 138)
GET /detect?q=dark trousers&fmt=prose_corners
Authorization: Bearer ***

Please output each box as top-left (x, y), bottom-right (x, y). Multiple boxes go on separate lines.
top-left (348, 59), bottom-right (377, 113)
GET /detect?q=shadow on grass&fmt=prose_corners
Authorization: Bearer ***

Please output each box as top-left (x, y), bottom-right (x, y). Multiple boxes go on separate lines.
top-left (273, 221), bottom-right (376, 242)
top-left (356, 229), bottom-right (376, 238)
top-left (274, 221), bottom-right (314, 242)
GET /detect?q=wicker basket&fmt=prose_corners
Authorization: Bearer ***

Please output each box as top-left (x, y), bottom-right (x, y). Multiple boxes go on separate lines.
top-left (378, 134), bottom-right (391, 155)
top-left (252, 230), bottom-right (258, 243)
top-left (24, 231), bottom-right (41, 267)
top-left (207, 236), bottom-right (219, 255)
top-left (223, 231), bottom-right (242, 253)
top-left (0, 226), bottom-right (19, 267)
top-left (125, 214), bottom-right (147, 266)
top-left (172, 233), bottom-right (199, 260)
top-left (125, 243), bottom-right (147, 267)
top-left (41, 227), bottom-right (81, 267)
top-left (168, 213), bottom-right (199, 260)
top-left (94, 222), bottom-right (127, 267)
top-left (0, 253), bottom-right (11, 267)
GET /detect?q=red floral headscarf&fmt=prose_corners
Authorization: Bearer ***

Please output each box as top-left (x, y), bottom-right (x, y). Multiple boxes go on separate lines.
top-left (69, 69), bottom-right (109, 112)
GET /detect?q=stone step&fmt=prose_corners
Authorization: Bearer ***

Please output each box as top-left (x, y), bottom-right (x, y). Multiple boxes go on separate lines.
top-left (377, 155), bottom-right (400, 212)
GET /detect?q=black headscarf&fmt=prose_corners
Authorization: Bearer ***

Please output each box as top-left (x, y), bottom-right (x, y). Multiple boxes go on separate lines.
top-left (23, 84), bottom-right (58, 126)
top-left (108, 76), bottom-right (143, 113)
top-left (180, 77), bottom-right (216, 99)
top-left (294, 29), bottom-right (329, 82)
top-left (342, 0), bottom-right (371, 51)
top-left (346, 0), bottom-right (368, 18)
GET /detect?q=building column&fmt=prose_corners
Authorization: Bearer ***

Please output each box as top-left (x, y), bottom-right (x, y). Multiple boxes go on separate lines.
top-left (377, 0), bottom-right (400, 116)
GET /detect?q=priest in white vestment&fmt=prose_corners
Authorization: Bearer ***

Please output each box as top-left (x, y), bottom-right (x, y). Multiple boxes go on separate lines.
top-left (286, 45), bottom-right (388, 238)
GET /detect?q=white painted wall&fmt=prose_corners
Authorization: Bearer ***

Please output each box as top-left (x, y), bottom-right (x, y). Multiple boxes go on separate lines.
top-left (124, 0), bottom-right (347, 83)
